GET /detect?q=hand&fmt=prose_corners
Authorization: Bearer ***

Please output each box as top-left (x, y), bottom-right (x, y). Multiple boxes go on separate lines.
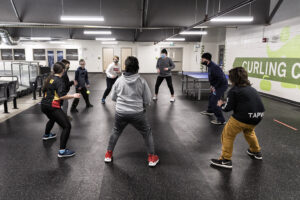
top-left (164, 67), bottom-right (169, 71)
top-left (111, 75), bottom-right (116, 79)
top-left (157, 69), bottom-right (160, 73)
top-left (86, 85), bottom-right (90, 88)
top-left (74, 80), bottom-right (78, 86)
top-left (217, 100), bottom-right (225, 107)
top-left (73, 93), bottom-right (81, 98)
top-left (78, 87), bottom-right (82, 90)
top-left (210, 86), bottom-right (215, 92)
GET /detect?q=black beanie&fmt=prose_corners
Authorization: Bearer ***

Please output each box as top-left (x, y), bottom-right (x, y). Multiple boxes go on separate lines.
top-left (201, 53), bottom-right (212, 61)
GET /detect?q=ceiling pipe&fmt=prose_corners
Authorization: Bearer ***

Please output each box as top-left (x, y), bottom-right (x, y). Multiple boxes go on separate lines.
top-left (0, 22), bottom-right (182, 30)
top-left (0, 29), bottom-right (19, 45)
top-left (160, 0), bottom-right (257, 42)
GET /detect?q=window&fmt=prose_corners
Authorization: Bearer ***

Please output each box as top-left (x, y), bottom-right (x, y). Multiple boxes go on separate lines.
top-left (1, 49), bottom-right (13, 60)
top-left (13, 49), bottom-right (26, 60)
top-left (66, 49), bottom-right (78, 60)
top-left (33, 49), bottom-right (46, 60)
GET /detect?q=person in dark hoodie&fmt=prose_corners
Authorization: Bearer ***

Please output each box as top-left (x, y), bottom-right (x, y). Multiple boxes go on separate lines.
top-left (153, 48), bottom-right (176, 102)
top-left (210, 67), bottom-right (264, 169)
top-left (104, 56), bottom-right (159, 167)
top-left (200, 52), bottom-right (228, 125)
top-left (71, 59), bottom-right (93, 112)
top-left (61, 59), bottom-right (74, 119)
top-left (41, 62), bottom-right (81, 157)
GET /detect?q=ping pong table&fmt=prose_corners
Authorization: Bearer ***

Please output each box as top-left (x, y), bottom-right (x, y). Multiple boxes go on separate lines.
top-left (181, 72), bottom-right (228, 100)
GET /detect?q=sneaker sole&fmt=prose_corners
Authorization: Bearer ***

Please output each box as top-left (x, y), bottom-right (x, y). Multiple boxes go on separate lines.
top-left (148, 159), bottom-right (159, 167)
top-left (57, 153), bottom-right (76, 158)
top-left (210, 161), bottom-right (232, 169)
top-left (43, 136), bottom-right (57, 140)
top-left (201, 113), bottom-right (214, 116)
top-left (210, 121), bottom-right (226, 125)
top-left (247, 151), bottom-right (263, 160)
top-left (170, 100), bottom-right (175, 103)
top-left (104, 157), bottom-right (112, 162)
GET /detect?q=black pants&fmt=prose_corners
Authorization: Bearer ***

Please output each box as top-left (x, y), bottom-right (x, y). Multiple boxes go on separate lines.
top-left (41, 104), bottom-right (71, 149)
top-left (155, 76), bottom-right (174, 95)
top-left (207, 85), bottom-right (228, 123)
top-left (102, 77), bottom-right (118, 99)
top-left (71, 87), bottom-right (91, 109)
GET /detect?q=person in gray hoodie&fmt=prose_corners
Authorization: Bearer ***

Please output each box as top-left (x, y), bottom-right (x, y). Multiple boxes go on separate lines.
top-left (104, 56), bottom-right (159, 167)
top-left (153, 48), bottom-right (176, 102)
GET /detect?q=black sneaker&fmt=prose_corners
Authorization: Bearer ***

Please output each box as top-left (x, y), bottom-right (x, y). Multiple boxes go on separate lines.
top-left (42, 133), bottom-right (57, 140)
top-left (70, 108), bottom-right (78, 113)
top-left (58, 149), bottom-right (76, 158)
top-left (86, 104), bottom-right (94, 108)
top-left (210, 120), bottom-right (226, 125)
top-left (247, 149), bottom-right (263, 160)
top-left (210, 158), bottom-right (232, 169)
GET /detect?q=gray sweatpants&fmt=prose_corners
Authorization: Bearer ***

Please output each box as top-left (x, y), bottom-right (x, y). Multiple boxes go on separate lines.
top-left (107, 112), bottom-right (155, 154)
top-left (62, 99), bottom-right (69, 115)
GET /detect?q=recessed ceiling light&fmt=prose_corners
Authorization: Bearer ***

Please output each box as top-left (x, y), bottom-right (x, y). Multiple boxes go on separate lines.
top-left (61, 16), bottom-right (104, 22)
top-left (96, 38), bottom-right (116, 41)
top-left (180, 31), bottom-right (207, 35)
top-left (101, 41), bottom-right (118, 45)
top-left (84, 30), bottom-right (112, 35)
top-left (49, 41), bottom-right (66, 44)
top-left (210, 16), bottom-right (254, 22)
top-left (30, 37), bottom-right (52, 41)
top-left (166, 38), bottom-right (185, 41)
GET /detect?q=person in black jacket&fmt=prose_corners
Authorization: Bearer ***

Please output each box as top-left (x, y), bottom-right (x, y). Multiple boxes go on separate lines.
top-left (200, 53), bottom-right (228, 125)
top-left (71, 59), bottom-right (93, 112)
top-left (41, 62), bottom-right (81, 157)
top-left (210, 67), bottom-right (265, 169)
top-left (61, 59), bottom-right (74, 119)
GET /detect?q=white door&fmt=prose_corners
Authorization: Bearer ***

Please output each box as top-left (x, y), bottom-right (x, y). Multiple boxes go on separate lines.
top-left (102, 48), bottom-right (114, 72)
top-left (121, 48), bottom-right (132, 71)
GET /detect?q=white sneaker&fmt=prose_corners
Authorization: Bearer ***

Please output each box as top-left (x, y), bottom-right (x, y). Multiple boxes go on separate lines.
top-left (170, 97), bottom-right (175, 102)
top-left (152, 96), bottom-right (158, 101)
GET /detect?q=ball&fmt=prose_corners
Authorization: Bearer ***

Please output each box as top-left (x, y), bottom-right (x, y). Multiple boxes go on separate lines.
top-left (86, 90), bottom-right (90, 94)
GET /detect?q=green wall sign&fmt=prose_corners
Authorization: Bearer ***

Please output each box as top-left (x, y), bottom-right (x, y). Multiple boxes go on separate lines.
top-left (233, 57), bottom-right (300, 85)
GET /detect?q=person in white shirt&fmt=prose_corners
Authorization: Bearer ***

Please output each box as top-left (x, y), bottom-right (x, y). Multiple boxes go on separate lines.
top-left (102, 56), bottom-right (122, 104)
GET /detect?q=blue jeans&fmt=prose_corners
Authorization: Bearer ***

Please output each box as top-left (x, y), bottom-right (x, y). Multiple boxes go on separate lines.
top-left (207, 85), bottom-right (228, 123)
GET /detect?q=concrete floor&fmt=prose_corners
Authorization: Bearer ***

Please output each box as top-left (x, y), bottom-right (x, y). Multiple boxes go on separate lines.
top-left (0, 73), bottom-right (299, 200)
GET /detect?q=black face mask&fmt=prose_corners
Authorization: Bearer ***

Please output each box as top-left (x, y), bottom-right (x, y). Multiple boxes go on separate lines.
top-left (201, 61), bottom-right (208, 66)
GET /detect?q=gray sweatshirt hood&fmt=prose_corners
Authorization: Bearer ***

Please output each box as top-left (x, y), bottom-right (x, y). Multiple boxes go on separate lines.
top-left (123, 73), bottom-right (140, 84)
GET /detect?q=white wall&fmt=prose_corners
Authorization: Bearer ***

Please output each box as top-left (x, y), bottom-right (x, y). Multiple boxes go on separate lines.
top-left (0, 40), bottom-right (207, 73)
top-left (225, 16), bottom-right (300, 103)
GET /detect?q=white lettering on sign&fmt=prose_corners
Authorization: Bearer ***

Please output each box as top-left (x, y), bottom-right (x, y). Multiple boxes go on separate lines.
top-left (277, 62), bottom-right (287, 77)
top-left (292, 63), bottom-right (300, 79)
top-left (248, 112), bottom-right (264, 118)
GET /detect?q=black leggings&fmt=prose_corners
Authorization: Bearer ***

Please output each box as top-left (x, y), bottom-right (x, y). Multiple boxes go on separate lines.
top-left (155, 76), bottom-right (174, 95)
top-left (102, 77), bottom-right (118, 99)
top-left (41, 105), bottom-right (71, 149)
top-left (71, 87), bottom-right (91, 109)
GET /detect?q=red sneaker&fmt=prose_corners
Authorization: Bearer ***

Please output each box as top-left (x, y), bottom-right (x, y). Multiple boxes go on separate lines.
top-left (148, 154), bottom-right (159, 167)
top-left (104, 150), bottom-right (113, 163)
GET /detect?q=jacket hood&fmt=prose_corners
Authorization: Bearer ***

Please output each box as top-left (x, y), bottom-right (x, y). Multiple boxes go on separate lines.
top-left (122, 73), bottom-right (140, 84)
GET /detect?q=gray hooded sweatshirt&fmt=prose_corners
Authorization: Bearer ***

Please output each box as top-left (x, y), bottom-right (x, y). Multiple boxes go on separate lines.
top-left (111, 73), bottom-right (152, 114)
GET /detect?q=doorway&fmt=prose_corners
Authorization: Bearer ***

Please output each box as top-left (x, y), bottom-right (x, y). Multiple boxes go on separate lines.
top-left (102, 48), bottom-right (114, 72)
top-left (121, 48), bottom-right (132, 71)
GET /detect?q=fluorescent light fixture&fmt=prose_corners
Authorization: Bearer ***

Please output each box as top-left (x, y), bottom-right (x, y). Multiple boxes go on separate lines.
top-left (158, 42), bottom-right (174, 45)
top-left (21, 43), bottom-right (39, 47)
top-left (193, 26), bottom-right (208, 29)
top-left (84, 30), bottom-right (111, 35)
top-left (30, 37), bottom-right (52, 41)
top-left (210, 16), bottom-right (254, 22)
top-left (166, 38), bottom-right (185, 41)
top-left (101, 41), bottom-right (118, 45)
top-left (180, 31), bottom-right (207, 35)
top-left (61, 16), bottom-right (104, 22)
top-left (49, 41), bottom-right (66, 44)
top-left (96, 38), bottom-right (116, 41)
top-left (61, 45), bottom-right (76, 48)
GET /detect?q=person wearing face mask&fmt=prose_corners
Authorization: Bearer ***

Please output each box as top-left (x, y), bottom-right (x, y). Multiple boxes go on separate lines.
top-left (101, 56), bottom-right (122, 104)
top-left (200, 52), bottom-right (228, 125)
top-left (153, 49), bottom-right (176, 102)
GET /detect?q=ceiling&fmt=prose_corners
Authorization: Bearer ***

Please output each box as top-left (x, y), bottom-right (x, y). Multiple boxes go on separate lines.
top-left (0, 0), bottom-right (271, 42)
